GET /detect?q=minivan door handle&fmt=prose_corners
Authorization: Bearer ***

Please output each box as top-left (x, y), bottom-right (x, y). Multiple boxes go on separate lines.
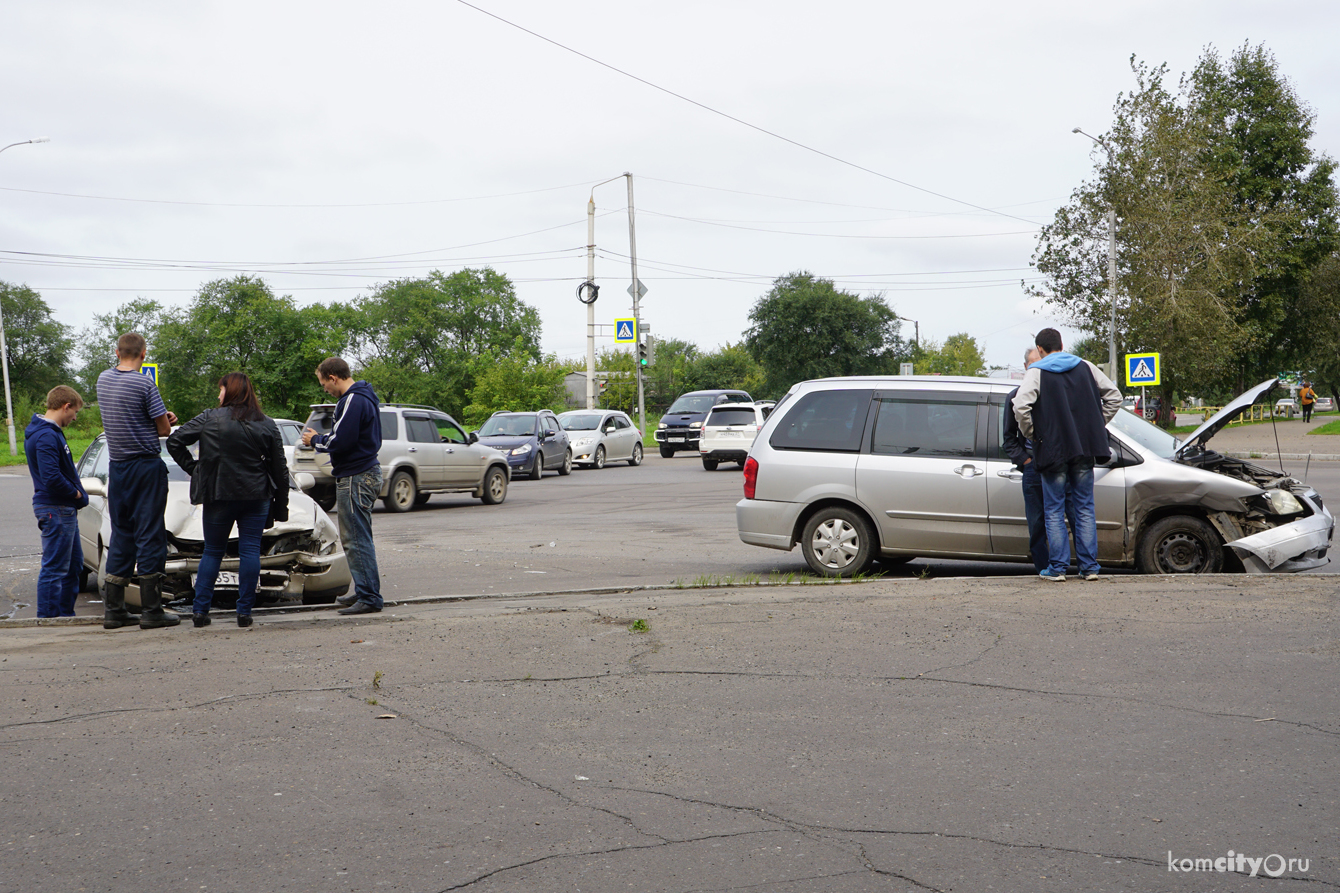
top-left (996, 469), bottom-right (1023, 482)
top-left (954, 464), bottom-right (981, 479)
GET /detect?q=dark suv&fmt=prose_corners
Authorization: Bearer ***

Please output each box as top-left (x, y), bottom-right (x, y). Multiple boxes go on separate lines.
top-left (475, 410), bottom-right (573, 479)
top-left (654, 389), bottom-right (753, 458)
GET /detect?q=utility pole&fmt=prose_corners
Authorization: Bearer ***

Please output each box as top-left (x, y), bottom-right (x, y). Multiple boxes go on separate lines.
top-left (1106, 207), bottom-right (1117, 382)
top-left (625, 172), bottom-right (646, 436)
top-left (585, 198), bottom-right (597, 409)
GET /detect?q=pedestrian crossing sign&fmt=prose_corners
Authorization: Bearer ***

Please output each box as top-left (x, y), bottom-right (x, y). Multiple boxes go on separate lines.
top-left (1125, 352), bottom-right (1160, 387)
top-left (614, 318), bottom-right (637, 343)
top-left (139, 363), bottom-right (159, 387)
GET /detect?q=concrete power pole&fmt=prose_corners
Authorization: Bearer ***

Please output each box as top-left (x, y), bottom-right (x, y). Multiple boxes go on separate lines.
top-left (626, 173), bottom-right (647, 436)
top-left (586, 198), bottom-right (597, 409)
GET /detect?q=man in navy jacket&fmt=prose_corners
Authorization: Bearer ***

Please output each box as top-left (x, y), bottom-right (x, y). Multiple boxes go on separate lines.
top-left (26, 386), bottom-right (89, 618)
top-left (1012, 329), bottom-right (1122, 581)
top-left (302, 357), bottom-right (384, 614)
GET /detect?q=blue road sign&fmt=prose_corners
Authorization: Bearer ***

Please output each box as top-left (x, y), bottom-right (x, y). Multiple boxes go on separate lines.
top-left (614, 318), bottom-right (636, 343)
top-left (139, 363), bottom-right (159, 387)
top-left (1125, 352), bottom-right (1160, 387)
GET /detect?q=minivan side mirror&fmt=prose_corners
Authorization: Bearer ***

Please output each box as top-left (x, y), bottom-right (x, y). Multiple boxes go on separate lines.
top-left (467, 431), bottom-right (479, 445)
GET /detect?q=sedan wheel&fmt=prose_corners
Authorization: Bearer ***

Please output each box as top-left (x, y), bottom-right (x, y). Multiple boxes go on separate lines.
top-left (593, 445), bottom-right (606, 469)
top-left (627, 443), bottom-right (643, 467)
top-left (801, 507), bottom-right (875, 577)
top-left (529, 458), bottom-right (543, 480)
top-left (382, 470), bottom-right (417, 513)
top-left (1137, 515), bottom-right (1223, 574)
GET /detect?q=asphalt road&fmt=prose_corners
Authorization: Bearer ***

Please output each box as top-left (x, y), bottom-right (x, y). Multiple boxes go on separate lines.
top-left (2, 574), bottom-right (1335, 891)
top-left (1, 453), bottom-right (1337, 619)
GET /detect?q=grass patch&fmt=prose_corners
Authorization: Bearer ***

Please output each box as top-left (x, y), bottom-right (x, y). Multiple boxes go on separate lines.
top-left (1307, 419), bottom-right (1340, 435)
top-left (0, 430), bottom-right (101, 468)
top-left (628, 618), bottom-right (649, 633)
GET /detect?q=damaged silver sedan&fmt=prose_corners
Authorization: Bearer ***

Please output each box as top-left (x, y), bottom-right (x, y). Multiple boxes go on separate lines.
top-left (76, 434), bottom-right (352, 607)
top-left (736, 376), bottom-right (1332, 576)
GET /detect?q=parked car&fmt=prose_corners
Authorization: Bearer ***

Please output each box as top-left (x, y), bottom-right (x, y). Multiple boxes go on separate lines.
top-left (475, 410), bottom-right (572, 480)
top-left (292, 403), bottom-right (511, 512)
top-left (1274, 398), bottom-right (1299, 418)
top-left (273, 417), bottom-right (306, 469)
top-left (699, 402), bottom-right (772, 470)
top-left (75, 434), bottom-right (352, 608)
top-left (655, 389), bottom-right (753, 458)
top-left (1315, 396), bottom-right (1336, 413)
top-left (1133, 394), bottom-right (1175, 425)
top-left (737, 376), bottom-right (1332, 577)
top-left (557, 409), bottom-right (643, 468)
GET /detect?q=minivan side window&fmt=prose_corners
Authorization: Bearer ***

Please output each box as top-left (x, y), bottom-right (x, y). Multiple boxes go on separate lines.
top-left (769, 389), bottom-right (872, 452)
top-left (871, 398), bottom-right (978, 457)
top-left (380, 412), bottom-right (399, 441)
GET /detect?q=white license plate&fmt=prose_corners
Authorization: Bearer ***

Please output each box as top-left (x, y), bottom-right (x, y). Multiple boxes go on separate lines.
top-left (718, 431), bottom-right (742, 438)
top-left (669, 436), bottom-right (684, 442)
top-left (192, 571), bottom-right (239, 588)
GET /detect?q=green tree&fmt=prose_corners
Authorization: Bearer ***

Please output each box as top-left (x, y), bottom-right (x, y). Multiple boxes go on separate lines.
top-left (744, 272), bottom-right (907, 396)
top-left (683, 343), bottom-right (766, 395)
top-left (73, 298), bottom-right (167, 398)
top-left (640, 338), bottom-right (698, 410)
top-left (461, 341), bottom-right (569, 428)
top-left (0, 282), bottom-right (74, 405)
top-left (154, 276), bottom-right (346, 420)
top-left (1300, 253), bottom-right (1340, 402)
top-left (914, 333), bottom-right (986, 376)
top-left (352, 268), bottom-right (541, 415)
top-left (1030, 47), bottom-right (1337, 419)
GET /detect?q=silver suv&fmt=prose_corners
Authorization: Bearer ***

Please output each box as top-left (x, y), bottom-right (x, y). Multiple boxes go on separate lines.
top-left (699, 402), bottom-right (772, 471)
top-left (292, 403), bottom-right (511, 513)
top-left (737, 376), bottom-right (1332, 577)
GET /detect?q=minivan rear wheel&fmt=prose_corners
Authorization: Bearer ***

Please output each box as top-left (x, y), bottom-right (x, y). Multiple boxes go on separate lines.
top-left (801, 507), bottom-right (875, 577)
top-left (1137, 515), bottom-right (1223, 574)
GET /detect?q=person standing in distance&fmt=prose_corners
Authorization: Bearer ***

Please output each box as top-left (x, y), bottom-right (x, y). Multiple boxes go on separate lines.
top-left (1299, 381), bottom-right (1317, 423)
top-left (301, 357), bottom-right (384, 615)
top-left (96, 332), bottom-right (181, 628)
top-left (26, 386), bottom-right (89, 618)
top-left (1012, 328), bottom-right (1122, 582)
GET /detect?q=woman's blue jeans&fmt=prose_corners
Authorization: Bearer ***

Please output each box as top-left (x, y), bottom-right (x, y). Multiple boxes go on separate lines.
top-left (194, 499), bottom-right (269, 616)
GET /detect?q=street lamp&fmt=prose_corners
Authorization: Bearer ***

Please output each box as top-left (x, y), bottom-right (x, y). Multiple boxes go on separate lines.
top-left (1073, 127), bottom-right (1118, 383)
top-left (0, 137), bottom-right (50, 456)
top-left (896, 316), bottom-right (919, 350)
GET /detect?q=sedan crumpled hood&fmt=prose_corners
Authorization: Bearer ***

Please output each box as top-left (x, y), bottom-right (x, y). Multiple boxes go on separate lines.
top-left (163, 482), bottom-right (329, 542)
top-left (1176, 378), bottom-right (1278, 457)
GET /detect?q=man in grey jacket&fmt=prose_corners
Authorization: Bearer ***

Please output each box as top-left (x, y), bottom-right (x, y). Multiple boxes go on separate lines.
top-left (1012, 328), bottom-right (1122, 581)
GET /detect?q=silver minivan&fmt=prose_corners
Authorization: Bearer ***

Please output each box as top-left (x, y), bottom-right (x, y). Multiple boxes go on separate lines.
top-left (737, 376), bottom-right (1333, 577)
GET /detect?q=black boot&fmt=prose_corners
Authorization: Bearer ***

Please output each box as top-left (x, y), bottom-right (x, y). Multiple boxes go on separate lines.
top-left (138, 574), bottom-right (182, 629)
top-left (192, 613), bottom-right (211, 628)
top-left (103, 576), bottom-right (139, 630)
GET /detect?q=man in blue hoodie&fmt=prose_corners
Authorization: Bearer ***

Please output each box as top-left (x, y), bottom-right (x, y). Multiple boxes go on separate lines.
top-left (26, 386), bottom-right (89, 618)
top-left (1012, 329), bottom-right (1122, 582)
top-left (302, 357), bottom-right (384, 614)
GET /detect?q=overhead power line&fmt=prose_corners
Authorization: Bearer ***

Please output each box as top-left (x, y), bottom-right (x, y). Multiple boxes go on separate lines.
top-left (455, 0), bottom-right (1038, 225)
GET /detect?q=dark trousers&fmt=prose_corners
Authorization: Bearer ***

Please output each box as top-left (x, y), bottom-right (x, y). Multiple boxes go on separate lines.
top-left (194, 499), bottom-right (269, 616)
top-left (1303, 404), bottom-right (1313, 422)
top-left (34, 504), bottom-right (82, 617)
top-left (106, 455), bottom-right (169, 580)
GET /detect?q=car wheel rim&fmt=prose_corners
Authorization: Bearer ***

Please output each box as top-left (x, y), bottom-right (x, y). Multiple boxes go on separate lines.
top-left (811, 519), bottom-right (860, 569)
top-left (394, 477), bottom-right (413, 505)
top-left (1156, 532), bottom-right (1206, 573)
top-left (595, 447), bottom-right (604, 468)
top-left (564, 452), bottom-right (572, 472)
top-left (632, 444), bottom-right (642, 464)
top-left (489, 473), bottom-right (505, 500)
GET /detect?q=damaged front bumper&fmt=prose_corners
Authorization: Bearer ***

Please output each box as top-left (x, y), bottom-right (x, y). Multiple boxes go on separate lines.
top-left (1223, 492), bottom-right (1333, 573)
top-left (164, 550), bottom-right (352, 600)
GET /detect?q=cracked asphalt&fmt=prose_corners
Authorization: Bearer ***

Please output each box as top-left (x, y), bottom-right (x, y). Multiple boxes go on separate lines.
top-left (2, 573), bottom-right (1336, 891)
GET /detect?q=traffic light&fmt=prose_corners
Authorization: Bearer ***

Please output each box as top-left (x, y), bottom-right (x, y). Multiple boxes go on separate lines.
top-left (645, 334), bottom-right (656, 367)
top-left (637, 337), bottom-right (649, 367)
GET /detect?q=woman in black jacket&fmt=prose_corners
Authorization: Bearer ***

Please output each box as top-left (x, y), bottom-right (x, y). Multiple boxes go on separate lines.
top-left (166, 372), bottom-right (288, 628)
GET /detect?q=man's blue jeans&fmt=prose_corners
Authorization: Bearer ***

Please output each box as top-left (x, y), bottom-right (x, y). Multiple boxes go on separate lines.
top-left (34, 505), bottom-right (82, 617)
top-left (194, 499), bottom-right (269, 616)
top-left (337, 468), bottom-right (383, 609)
top-left (106, 455), bottom-right (169, 580)
top-left (1039, 458), bottom-right (1099, 576)
top-left (1019, 463), bottom-right (1049, 573)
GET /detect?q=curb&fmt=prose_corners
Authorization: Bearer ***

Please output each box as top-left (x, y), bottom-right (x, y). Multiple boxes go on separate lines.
top-left (1223, 451), bottom-right (1340, 463)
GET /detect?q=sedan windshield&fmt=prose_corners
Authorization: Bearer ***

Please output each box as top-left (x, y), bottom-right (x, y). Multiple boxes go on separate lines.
top-left (1108, 408), bottom-right (1181, 459)
top-left (560, 414), bottom-right (603, 431)
top-left (478, 415), bottom-right (536, 437)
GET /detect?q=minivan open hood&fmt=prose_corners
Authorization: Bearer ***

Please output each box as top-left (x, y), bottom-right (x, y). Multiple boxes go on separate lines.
top-left (1175, 378), bottom-right (1278, 457)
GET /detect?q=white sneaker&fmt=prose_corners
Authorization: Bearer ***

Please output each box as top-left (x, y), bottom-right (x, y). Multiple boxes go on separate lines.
top-left (1082, 572), bottom-right (1100, 581)
top-left (1039, 570), bottom-right (1066, 582)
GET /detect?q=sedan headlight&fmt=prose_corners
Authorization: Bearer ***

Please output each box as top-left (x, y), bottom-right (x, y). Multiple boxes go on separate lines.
top-left (572, 437), bottom-right (594, 448)
top-left (510, 443), bottom-right (533, 456)
top-left (1262, 489), bottom-right (1305, 515)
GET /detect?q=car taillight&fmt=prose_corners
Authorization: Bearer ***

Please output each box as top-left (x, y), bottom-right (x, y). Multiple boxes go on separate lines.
top-left (743, 456), bottom-right (758, 499)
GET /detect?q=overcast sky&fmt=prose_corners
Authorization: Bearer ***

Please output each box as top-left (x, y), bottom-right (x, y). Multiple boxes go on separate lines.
top-left (5, 1), bottom-right (1338, 373)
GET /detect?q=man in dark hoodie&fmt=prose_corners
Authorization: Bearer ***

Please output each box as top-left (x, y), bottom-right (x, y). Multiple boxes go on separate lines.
top-left (302, 357), bottom-right (384, 614)
top-left (26, 386), bottom-right (89, 618)
top-left (1012, 328), bottom-right (1122, 582)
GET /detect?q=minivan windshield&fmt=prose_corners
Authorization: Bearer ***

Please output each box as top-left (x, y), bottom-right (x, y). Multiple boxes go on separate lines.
top-left (1108, 408), bottom-right (1181, 459)
top-left (666, 394), bottom-right (719, 414)
top-left (478, 415), bottom-right (537, 437)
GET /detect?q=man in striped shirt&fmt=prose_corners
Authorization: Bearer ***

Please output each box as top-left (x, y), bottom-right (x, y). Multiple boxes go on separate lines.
top-left (95, 333), bottom-right (181, 629)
